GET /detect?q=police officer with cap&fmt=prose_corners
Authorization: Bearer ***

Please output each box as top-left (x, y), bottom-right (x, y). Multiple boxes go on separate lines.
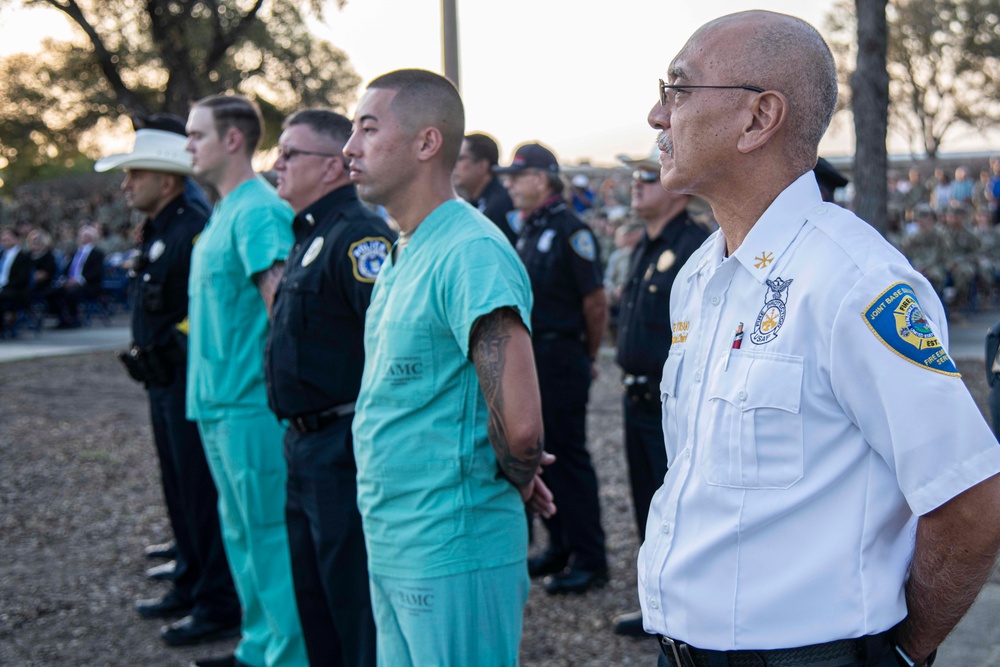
top-left (612, 149), bottom-right (707, 636)
top-left (265, 108), bottom-right (393, 667)
top-left (496, 142), bottom-right (610, 594)
top-left (95, 116), bottom-right (241, 644)
top-left (453, 132), bottom-right (519, 244)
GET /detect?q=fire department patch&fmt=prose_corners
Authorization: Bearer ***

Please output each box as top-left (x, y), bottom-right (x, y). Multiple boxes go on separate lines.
top-left (864, 282), bottom-right (958, 376)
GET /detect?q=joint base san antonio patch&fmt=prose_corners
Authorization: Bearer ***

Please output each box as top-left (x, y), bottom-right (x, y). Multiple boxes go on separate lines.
top-left (864, 282), bottom-right (959, 376)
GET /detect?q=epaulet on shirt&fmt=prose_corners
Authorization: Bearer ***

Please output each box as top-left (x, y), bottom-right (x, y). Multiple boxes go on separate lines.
top-left (863, 281), bottom-right (959, 376)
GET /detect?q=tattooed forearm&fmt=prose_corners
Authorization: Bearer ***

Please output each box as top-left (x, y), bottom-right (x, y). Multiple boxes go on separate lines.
top-left (253, 261), bottom-right (285, 317)
top-left (471, 307), bottom-right (542, 488)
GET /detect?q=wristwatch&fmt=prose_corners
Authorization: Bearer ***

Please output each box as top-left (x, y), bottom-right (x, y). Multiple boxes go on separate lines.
top-left (894, 645), bottom-right (937, 667)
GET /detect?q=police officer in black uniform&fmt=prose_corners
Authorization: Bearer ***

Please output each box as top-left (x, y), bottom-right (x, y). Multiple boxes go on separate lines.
top-left (496, 142), bottom-right (609, 594)
top-left (611, 154), bottom-right (708, 636)
top-left (95, 118), bottom-right (241, 645)
top-left (986, 319), bottom-right (1000, 440)
top-left (264, 109), bottom-right (393, 667)
top-left (453, 132), bottom-right (519, 244)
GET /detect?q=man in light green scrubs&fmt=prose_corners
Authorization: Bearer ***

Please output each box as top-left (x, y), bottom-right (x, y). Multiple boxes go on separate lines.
top-left (185, 94), bottom-right (306, 667)
top-left (346, 70), bottom-right (556, 667)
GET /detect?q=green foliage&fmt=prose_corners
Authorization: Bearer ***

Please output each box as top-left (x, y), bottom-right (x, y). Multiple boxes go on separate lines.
top-left (0, 0), bottom-right (359, 188)
top-left (826, 0), bottom-right (1000, 158)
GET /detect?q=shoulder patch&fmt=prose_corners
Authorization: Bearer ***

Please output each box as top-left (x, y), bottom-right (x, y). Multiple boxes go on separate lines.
top-left (864, 282), bottom-right (959, 376)
top-left (349, 236), bottom-right (389, 283)
top-left (507, 210), bottom-right (524, 235)
top-left (569, 229), bottom-right (596, 261)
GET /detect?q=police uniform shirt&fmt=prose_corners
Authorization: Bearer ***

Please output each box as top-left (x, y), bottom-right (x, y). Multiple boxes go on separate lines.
top-left (131, 193), bottom-right (206, 349)
top-left (638, 172), bottom-right (1000, 649)
top-left (469, 176), bottom-right (518, 245)
top-left (265, 185), bottom-right (393, 419)
top-left (616, 211), bottom-right (708, 381)
top-left (516, 197), bottom-right (602, 337)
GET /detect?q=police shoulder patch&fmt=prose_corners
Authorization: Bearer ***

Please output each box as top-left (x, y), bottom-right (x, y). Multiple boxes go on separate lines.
top-left (349, 236), bottom-right (389, 283)
top-left (864, 282), bottom-right (959, 376)
top-left (569, 229), bottom-right (596, 261)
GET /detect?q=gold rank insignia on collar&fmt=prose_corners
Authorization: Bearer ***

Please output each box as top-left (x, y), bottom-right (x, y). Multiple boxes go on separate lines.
top-left (754, 251), bottom-right (774, 269)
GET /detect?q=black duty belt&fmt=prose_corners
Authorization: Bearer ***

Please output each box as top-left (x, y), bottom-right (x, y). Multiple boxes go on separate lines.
top-left (535, 331), bottom-right (584, 343)
top-left (288, 402), bottom-right (355, 434)
top-left (658, 633), bottom-right (887, 667)
top-left (623, 374), bottom-right (659, 404)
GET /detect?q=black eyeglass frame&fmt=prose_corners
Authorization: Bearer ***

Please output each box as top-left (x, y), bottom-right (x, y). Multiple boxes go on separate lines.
top-left (277, 146), bottom-right (341, 161)
top-left (658, 79), bottom-right (765, 107)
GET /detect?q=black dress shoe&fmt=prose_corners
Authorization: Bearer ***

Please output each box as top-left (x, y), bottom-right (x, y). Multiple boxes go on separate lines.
top-left (543, 568), bottom-right (609, 594)
top-left (161, 614), bottom-right (241, 647)
top-left (146, 559), bottom-right (179, 581)
top-left (527, 550), bottom-right (570, 578)
top-left (144, 541), bottom-right (177, 560)
top-left (135, 591), bottom-right (193, 619)
top-left (190, 654), bottom-right (240, 667)
top-left (612, 610), bottom-right (651, 637)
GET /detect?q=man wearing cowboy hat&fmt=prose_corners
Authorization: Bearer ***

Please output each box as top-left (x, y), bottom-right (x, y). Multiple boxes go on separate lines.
top-left (96, 118), bottom-right (241, 648)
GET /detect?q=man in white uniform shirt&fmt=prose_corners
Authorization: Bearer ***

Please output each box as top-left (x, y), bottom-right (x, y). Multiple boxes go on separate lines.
top-left (640, 10), bottom-right (1000, 667)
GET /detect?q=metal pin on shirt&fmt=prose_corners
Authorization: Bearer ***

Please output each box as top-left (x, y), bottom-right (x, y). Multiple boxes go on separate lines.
top-left (725, 322), bottom-right (743, 371)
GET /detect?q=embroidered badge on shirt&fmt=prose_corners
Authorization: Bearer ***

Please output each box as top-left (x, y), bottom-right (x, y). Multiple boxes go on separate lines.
top-left (657, 250), bottom-right (676, 272)
top-left (508, 211), bottom-right (525, 235)
top-left (751, 277), bottom-right (793, 345)
top-left (349, 237), bottom-right (389, 283)
top-left (569, 229), bottom-right (596, 261)
top-left (301, 237), bottom-right (324, 267)
top-left (536, 228), bottom-right (556, 252)
top-left (148, 240), bottom-right (166, 262)
top-left (864, 282), bottom-right (959, 376)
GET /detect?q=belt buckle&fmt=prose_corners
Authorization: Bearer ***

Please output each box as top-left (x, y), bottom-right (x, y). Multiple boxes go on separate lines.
top-left (661, 636), bottom-right (695, 667)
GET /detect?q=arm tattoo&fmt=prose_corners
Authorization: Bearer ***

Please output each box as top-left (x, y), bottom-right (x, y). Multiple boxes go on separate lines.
top-left (253, 261), bottom-right (285, 317)
top-left (471, 307), bottom-right (542, 488)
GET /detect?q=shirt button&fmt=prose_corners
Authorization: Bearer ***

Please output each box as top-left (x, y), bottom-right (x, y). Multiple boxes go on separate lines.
top-left (737, 390), bottom-right (747, 401)
top-left (648, 597), bottom-right (659, 610)
top-left (661, 523), bottom-right (671, 535)
top-left (694, 370), bottom-right (702, 382)
top-left (710, 295), bottom-right (720, 305)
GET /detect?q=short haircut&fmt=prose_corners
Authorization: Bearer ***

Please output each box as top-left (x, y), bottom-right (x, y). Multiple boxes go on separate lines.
top-left (283, 108), bottom-right (353, 147)
top-left (463, 133), bottom-right (500, 167)
top-left (192, 94), bottom-right (264, 155)
top-left (723, 12), bottom-right (838, 173)
top-left (367, 69), bottom-right (465, 167)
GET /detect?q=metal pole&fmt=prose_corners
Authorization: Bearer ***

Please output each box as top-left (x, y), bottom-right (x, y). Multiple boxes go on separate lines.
top-left (442, 0), bottom-right (460, 92)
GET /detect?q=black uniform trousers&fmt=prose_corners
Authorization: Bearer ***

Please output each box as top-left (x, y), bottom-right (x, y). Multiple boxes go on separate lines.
top-left (147, 363), bottom-right (239, 622)
top-left (656, 647), bottom-right (899, 667)
top-left (284, 416), bottom-right (376, 667)
top-left (623, 392), bottom-right (670, 541)
top-left (532, 336), bottom-right (607, 572)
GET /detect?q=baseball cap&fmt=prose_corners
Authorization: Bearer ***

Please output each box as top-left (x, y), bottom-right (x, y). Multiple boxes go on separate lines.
top-left (493, 142), bottom-right (560, 174)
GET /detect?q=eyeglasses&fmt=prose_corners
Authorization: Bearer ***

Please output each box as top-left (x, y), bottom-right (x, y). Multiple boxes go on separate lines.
top-left (632, 170), bottom-right (659, 184)
top-left (659, 79), bottom-right (765, 107)
top-left (277, 146), bottom-right (341, 161)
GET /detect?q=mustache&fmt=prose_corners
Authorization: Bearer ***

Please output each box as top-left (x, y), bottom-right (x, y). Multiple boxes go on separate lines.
top-left (656, 132), bottom-right (673, 158)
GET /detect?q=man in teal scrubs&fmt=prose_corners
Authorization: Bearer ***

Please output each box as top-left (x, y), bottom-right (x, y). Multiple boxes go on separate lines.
top-left (184, 94), bottom-right (306, 667)
top-left (346, 69), bottom-right (555, 667)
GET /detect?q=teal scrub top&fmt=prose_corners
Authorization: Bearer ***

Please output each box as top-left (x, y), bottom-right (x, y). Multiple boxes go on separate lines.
top-left (187, 177), bottom-right (294, 421)
top-left (353, 199), bottom-right (534, 579)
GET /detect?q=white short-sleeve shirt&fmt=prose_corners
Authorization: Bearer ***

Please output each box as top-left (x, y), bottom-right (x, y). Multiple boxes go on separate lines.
top-left (638, 172), bottom-right (1000, 650)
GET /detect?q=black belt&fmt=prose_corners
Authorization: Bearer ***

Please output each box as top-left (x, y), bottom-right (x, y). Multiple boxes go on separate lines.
top-left (623, 373), bottom-right (659, 404)
top-left (288, 402), bottom-right (355, 434)
top-left (658, 633), bottom-right (889, 667)
top-left (535, 331), bottom-right (584, 343)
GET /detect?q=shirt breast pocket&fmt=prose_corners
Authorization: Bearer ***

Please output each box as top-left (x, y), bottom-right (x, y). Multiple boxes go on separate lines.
top-left (660, 349), bottom-right (684, 463)
top-left (701, 351), bottom-right (804, 489)
top-left (370, 320), bottom-right (436, 408)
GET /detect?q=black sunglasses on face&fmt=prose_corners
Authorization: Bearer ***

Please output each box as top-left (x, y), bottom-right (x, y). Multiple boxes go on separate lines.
top-left (633, 170), bottom-right (660, 184)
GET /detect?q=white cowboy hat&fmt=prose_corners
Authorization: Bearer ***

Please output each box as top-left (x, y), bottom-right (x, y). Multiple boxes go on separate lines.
top-left (94, 128), bottom-right (193, 175)
top-left (616, 145), bottom-right (661, 172)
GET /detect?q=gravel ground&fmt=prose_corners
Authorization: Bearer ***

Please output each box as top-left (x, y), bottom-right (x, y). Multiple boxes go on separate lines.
top-left (0, 352), bottom-right (992, 666)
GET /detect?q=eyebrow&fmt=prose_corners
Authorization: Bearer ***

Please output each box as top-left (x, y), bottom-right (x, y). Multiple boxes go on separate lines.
top-left (356, 114), bottom-right (378, 124)
top-left (667, 65), bottom-right (688, 82)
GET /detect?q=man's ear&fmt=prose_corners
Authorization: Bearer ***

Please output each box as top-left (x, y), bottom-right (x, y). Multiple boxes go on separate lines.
top-left (224, 127), bottom-right (245, 155)
top-left (415, 126), bottom-right (444, 162)
top-left (737, 91), bottom-right (787, 154)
